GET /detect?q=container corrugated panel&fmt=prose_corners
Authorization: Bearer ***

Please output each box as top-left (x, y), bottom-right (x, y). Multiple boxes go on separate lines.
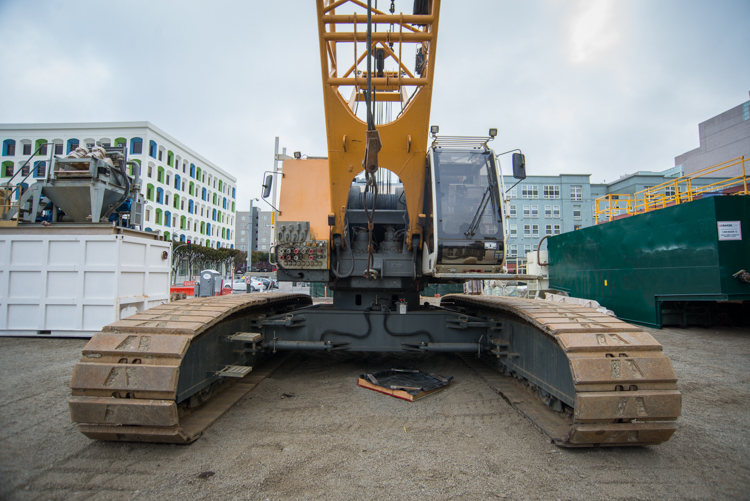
top-left (0, 226), bottom-right (171, 337)
top-left (548, 195), bottom-right (750, 327)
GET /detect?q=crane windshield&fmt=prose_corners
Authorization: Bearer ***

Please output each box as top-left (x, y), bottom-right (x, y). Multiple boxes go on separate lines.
top-left (433, 150), bottom-right (502, 240)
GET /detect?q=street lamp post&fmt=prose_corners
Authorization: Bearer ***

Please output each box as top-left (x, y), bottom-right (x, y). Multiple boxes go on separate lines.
top-left (247, 199), bottom-right (254, 273)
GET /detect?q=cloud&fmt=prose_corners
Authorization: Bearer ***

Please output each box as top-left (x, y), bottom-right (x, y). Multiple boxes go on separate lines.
top-left (566, 0), bottom-right (623, 64)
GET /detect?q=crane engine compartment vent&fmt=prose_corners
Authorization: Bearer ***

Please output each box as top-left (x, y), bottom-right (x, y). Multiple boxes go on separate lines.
top-left (357, 369), bottom-right (453, 402)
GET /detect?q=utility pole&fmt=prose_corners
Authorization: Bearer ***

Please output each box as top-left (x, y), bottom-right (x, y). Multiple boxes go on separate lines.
top-left (247, 199), bottom-right (254, 273)
top-left (272, 137), bottom-right (292, 248)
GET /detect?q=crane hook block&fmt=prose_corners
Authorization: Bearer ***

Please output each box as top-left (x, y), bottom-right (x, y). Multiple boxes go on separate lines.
top-left (363, 129), bottom-right (382, 174)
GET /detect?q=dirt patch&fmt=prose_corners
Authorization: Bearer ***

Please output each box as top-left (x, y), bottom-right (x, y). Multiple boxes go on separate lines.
top-left (0, 325), bottom-right (749, 500)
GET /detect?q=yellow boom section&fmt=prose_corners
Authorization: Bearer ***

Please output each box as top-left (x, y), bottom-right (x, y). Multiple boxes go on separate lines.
top-left (315, 0), bottom-right (441, 250)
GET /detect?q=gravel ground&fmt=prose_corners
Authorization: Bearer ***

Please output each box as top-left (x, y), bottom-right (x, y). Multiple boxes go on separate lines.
top-left (0, 323), bottom-right (748, 500)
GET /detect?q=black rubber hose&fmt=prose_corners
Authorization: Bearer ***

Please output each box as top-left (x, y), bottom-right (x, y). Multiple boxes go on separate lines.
top-left (320, 308), bottom-right (372, 340)
top-left (382, 303), bottom-right (433, 342)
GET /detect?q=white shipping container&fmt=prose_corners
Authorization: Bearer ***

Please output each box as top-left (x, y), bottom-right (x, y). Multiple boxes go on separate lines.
top-left (0, 226), bottom-right (172, 338)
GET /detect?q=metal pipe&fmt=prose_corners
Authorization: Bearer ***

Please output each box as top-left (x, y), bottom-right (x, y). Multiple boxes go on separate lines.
top-left (323, 14), bottom-right (435, 24)
top-left (403, 342), bottom-right (482, 353)
top-left (323, 32), bottom-right (432, 42)
top-left (263, 340), bottom-right (349, 351)
top-left (328, 77), bottom-right (428, 86)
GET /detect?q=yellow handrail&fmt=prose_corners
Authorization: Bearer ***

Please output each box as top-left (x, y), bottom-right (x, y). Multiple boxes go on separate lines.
top-left (595, 156), bottom-right (748, 224)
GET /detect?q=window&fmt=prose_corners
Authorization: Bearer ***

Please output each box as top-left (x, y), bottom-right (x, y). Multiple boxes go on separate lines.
top-left (553, 205), bottom-right (560, 218)
top-left (67, 139), bottom-right (79, 153)
top-left (156, 187), bottom-right (164, 204)
top-left (524, 244), bottom-right (531, 254)
top-left (23, 143), bottom-right (32, 155)
top-left (545, 225), bottom-right (553, 236)
top-left (571, 185), bottom-right (582, 201)
top-left (523, 205), bottom-right (530, 218)
top-left (523, 224), bottom-right (531, 237)
top-left (166, 174), bottom-right (170, 186)
top-left (532, 225), bottom-right (539, 238)
top-left (130, 138), bottom-right (143, 155)
top-left (665, 186), bottom-right (675, 197)
top-left (543, 185), bottom-right (560, 199)
top-left (508, 244), bottom-right (517, 257)
top-left (34, 161), bottom-right (46, 178)
top-left (54, 143), bottom-right (63, 155)
top-left (188, 200), bottom-right (194, 213)
top-left (544, 205), bottom-right (552, 218)
top-left (21, 164), bottom-right (29, 176)
top-left (509, 205), bottom-right (516, 218)
top-left (554, 224), bottom-right (561, 235)
top-left (165, 194), bottom-right (169, 206)
top-left (509, 224), bottom-right (517, 237)
top-left (2, 161), bottom-right (14, 177)
top-left (157, 167), bottom-right (164, 183)
top-left (574, 225), bottom-right (582, 231)
top-left (149, 140), bottom-right (157, 158)
top-left (507, 187), bottom-right (517, 199)
top-left (146, 184), bottom-right (154, 201)
top-left (145, 209), bottom-right (150, 221)
top-left (147, 166), bottom-right (153, 178)
top-left (522, 185), bottom-right (538, 199)
top-left (155, 208), bottom-right (162, 225)
top-left (167, 150), bottom-right (174, 167)
top-left (158, 150), bottom-right (163, 161)
top-left (2, 139), bottom-right (16, 156)
top-left (573, 205), bottom-right (581, 220)
top-left (532, 244), bottom-right (539, 251)
top-left (531, 205), bottom-right (538, 218)
top-left (36, 140), bottom-right (48, 155)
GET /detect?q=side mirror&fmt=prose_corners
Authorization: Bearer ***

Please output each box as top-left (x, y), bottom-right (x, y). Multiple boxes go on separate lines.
top-left (512, 153), bottom-right (526, 180)
top-left (262, 175), bottom-right (273, 198)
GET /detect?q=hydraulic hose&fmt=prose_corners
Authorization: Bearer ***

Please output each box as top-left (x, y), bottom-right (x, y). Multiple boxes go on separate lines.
top-left (381, 302), bottom-right (433, 342)
top-left (320, 308), bottom-right (372, 340)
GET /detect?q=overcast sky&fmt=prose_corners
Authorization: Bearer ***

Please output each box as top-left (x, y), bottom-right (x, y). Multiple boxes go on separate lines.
top-left (1, 0), bottom-right (748, 210)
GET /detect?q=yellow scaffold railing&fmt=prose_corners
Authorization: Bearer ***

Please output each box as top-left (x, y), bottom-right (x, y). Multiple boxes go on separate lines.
top-left (595, 156), bottom-right (748, 224)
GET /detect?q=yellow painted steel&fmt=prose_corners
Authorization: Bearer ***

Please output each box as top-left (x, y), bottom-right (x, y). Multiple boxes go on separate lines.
top-left (315, 0), bottom-right (440, 249)
top-left (595, 156), bottom-right (748, 223)
top-left (277, 158), bottom-right (332, 242)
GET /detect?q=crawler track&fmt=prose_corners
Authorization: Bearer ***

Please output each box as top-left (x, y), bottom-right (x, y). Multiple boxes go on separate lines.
top-left (443, 295), bottom-right (681, 447)
top-left (68, 293), bottom-right (311, 443)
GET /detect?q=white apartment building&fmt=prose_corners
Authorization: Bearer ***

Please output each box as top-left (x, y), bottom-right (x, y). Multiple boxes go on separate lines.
top-left (0, 122), bottom-right (237, 248)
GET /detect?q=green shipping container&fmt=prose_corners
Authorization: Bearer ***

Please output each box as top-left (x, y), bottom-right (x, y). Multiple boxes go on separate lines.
top-left (549, 195), bottom-right (750, 327)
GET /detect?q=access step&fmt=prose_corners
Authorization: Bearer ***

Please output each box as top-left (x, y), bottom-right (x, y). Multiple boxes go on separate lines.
top-left (228, 332), bottom-right (262, 343)
top-left (216, 365), bottom-right (253, 378)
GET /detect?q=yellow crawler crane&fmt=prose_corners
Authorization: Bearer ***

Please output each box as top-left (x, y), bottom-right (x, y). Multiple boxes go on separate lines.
top-left (69, 0), bottom-right (680, 446)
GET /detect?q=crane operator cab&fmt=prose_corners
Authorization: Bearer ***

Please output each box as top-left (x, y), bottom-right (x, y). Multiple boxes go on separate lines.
top-left (423, 143), bottom-right (512, 278)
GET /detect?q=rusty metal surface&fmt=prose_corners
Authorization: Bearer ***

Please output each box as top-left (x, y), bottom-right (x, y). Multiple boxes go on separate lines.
top-left (447, 295), bottom-right (681, 447)
top-left (69, 293), bottom-right (312, 443)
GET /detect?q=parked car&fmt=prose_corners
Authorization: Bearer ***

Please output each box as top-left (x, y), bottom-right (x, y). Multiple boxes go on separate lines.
top-left (246, 277), bottom-right (265, 292)
top-left (259, 278), bottom-right (278, 290)
top-left (232, 279), bottom-right (249, 293)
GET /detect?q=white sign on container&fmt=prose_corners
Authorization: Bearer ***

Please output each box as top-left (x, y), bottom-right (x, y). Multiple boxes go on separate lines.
top-left (717, 221), bottom-right (742, 241)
